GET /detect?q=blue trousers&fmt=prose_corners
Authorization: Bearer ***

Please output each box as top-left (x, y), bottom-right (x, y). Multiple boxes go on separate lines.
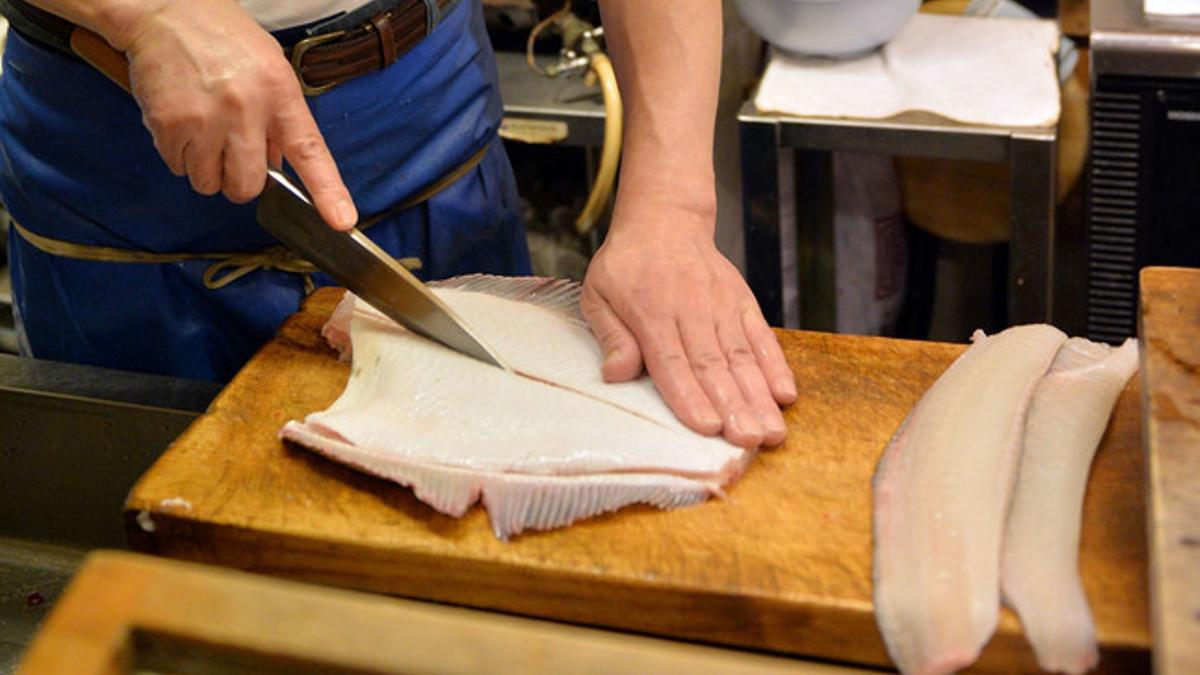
top-left (0, 0), bottom-right (531, 381)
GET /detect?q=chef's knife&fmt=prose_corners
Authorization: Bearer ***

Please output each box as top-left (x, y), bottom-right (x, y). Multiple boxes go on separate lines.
top-left (257, 170), bottom-right (509, 369)
top-left (68, 26), bottom-right (510, 371)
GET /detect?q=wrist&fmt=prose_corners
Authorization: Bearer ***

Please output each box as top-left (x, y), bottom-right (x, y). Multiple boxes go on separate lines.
top-left (607, 188), bottom-right (717, 243)
top-left (610, 160), bottom-right (716, 237)
top-left (89, 0), bottom-right (176, 50)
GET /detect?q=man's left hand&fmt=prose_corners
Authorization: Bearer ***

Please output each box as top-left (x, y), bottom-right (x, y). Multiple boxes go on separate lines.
top-left (581, 203), bottom-right (797, 449)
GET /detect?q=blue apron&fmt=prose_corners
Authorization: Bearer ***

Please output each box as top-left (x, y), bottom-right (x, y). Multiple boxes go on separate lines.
top-left (0, 0), bottom-right (531, 382)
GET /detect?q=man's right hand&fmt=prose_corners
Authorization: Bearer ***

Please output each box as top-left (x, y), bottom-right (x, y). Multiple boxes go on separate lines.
top-left (93, 0), bottom-right (357, 229)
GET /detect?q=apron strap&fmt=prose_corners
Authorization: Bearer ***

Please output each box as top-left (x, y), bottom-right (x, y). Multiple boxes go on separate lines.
top-left (357, 141), bottom-right (488, 229)
top-left (8, 141), bottom-right (489, 291)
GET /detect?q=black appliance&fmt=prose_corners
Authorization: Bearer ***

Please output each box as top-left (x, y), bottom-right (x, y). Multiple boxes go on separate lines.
top-left (1088, 0), bottom-right (1200, 342)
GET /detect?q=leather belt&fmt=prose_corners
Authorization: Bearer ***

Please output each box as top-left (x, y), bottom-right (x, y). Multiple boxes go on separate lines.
top-left (288, 0), bottom-right (456, 96)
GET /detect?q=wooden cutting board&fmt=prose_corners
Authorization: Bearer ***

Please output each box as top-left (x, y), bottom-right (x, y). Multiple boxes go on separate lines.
top-left (124, 288), bottom-right (1149, 672)
top-left (1139, 267), bottom-right (1200, 675)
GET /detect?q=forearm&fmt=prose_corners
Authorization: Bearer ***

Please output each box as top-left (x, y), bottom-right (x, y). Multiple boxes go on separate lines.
top-left (596, 0), bottom-right (722, 231)
top-left (23, 0), bottom-right (182, 48)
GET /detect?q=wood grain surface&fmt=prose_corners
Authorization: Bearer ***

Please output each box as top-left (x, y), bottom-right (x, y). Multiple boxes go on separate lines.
top-left (17, 550), bottom-right (855, 674)
top-left (1139, 267), bottom-right (1200, 675)
top-left (124, 288), bottom-right (1150, 671)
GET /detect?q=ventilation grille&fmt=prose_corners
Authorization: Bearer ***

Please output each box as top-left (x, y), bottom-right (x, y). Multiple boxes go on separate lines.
top-left (1087, 89), bottom-right (1142, 343)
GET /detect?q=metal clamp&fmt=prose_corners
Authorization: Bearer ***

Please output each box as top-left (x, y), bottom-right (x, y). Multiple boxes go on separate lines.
top-left (289, 30), bottom-right (347, 96)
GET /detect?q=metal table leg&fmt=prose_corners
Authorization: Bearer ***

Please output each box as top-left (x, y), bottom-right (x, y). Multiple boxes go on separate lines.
top-left (796, 150), bottom-right (836, 331)
top-left (1008, 132), bottom-right (1057, 325)
top-left (740, 119), bottom-right (784, 326)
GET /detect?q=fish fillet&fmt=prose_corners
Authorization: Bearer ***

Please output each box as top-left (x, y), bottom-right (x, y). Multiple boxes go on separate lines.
top-left (282, 276), bottom-right (751, 539)
top-left (1001, 338), bottom-right (1139, 674)
top-left (872, 325), bottom-right (1067, 675)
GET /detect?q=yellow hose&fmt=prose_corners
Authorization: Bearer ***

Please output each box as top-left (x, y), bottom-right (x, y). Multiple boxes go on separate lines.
top-left (574, 52), bottom-right (622, 235)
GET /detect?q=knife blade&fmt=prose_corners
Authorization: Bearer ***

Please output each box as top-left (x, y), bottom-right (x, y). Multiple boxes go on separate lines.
top-left (66, 26), bottom-right (509, 371)
top-left (258, 170), bottom-right (510, 370)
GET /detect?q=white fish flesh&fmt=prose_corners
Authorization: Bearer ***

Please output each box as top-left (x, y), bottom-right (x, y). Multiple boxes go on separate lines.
top-left (1001, 338), bottom-right (1139, 674)
top-left (281, 276), bottom-right (751, 539)
top-left (872, 325), bottom-right (1067, 675)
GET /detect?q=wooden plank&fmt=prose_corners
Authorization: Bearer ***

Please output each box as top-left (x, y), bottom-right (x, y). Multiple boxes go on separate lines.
top-left (16, 550), bottom-right (856, 674)
top-left (124, 287), bottom-right (1150, 671)
top-left (1060, 0), bottom-right (1090, 39)
top-left (1139, 266), bottom-right (1200, 675)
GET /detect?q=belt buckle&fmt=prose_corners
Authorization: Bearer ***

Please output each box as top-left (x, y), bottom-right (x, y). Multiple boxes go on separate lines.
top-left (290, 30), bottom-right (347, 96)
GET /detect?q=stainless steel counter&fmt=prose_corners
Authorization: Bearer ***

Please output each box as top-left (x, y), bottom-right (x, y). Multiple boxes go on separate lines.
top-left (1093, 0), bottom-right (1200, 78)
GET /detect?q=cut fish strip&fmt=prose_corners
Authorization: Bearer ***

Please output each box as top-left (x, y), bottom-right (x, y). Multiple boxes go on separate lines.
top-left (285, 277), bottom-right (750, 539)
top-left (1001, 338), bottom-right (1139, 674)
top-left (872, 325), bottom-right (1067, 675)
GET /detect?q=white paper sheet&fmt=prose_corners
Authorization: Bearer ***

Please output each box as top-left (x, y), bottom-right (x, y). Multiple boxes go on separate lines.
top-left (754, 14), bottom-right (1061, 128)
top-left (1144, 0), bottom-right (1200, 16)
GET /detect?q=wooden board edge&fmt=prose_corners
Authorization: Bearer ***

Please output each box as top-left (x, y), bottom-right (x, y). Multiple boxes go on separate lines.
top-left (17, 550), bottom-right (870, 675)
top-left (120, 510), bottom-right (892, 668)
top-left (1138, 265), bottom-right (1200, 675)
top-left (119, 509), bottom-right (1148, 673)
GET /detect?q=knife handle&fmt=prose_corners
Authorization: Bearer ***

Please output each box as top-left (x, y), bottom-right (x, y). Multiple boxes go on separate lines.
top-left (69, 27), bottom-right (132, 95)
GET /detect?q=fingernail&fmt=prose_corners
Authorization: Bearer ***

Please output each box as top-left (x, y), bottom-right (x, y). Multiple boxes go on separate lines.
top-left (700, 410), bottom-right (722, 430)
top-left (766, 411), bottom-right (787, 437)
top-left (777, 377), bottom-right (797, 399)
top-left (731, 411), bottom-right (763, 439)
top-left (335, 199), bottom-right (357, 229)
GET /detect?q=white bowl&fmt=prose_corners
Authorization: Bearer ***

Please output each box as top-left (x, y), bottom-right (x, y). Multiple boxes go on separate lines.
top-left (734, 0), bottom-right (921, 58)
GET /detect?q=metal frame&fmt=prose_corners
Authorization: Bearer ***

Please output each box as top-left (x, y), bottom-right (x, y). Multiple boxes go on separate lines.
top-left (739, 103), bottom-right (1057, 329)
top-left (0, 355), bottom-right (219, 548)
top-left (496, 51), bottom-right (608, 148)
top-left (1092, 0), bottom-right (1200, 79)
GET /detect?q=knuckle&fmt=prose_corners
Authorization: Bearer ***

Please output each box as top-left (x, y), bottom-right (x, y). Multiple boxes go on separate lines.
top-left (578, 287), bottom-right (603, 316)
top-left (152, 143), bottom-right (184, 175)
top-left (216, 83), bottom-right (252, 113)
top-left (190, 173), bottom-right (221, 195)
top-left (691, 350), bottom-right (727, 374)
top-left (594, 328), bottom-right (624, 351)
top-left (285, 135), bottom-right (325, 163)
top-left (265, 65), bottom-right (299, 93)
top-left (259, 56), bottom-right (293, 82)
top-left (628, 302), bottom-right (665, 330)
top-left (143, 111), bottom-right (184, 137)
top-left (223, 183), bottom-right (258, 203)
top-left (724, 345), bottom-right (755, 366)
top-left (141, 110), bottom-right (168, 134)
top-left (192, 182), bottom-right (220, 196)
top-left (658, 351), bottom-right (689, 369)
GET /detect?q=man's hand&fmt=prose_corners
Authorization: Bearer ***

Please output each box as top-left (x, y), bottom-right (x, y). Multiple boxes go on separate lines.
top-left (581, 204), bottom-right (796, 449)
top-left (592, 0), bottom-right (795, 447)
top-left (84, 0), bottom-right (356, 229)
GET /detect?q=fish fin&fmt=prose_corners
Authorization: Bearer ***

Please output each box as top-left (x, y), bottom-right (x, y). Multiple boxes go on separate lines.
top-left (482, 474), bottom-right (717, 540)
top-left (281, 421), bottom-right (719, 540)
top-left (429, 274), bottom-right (586, 326)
